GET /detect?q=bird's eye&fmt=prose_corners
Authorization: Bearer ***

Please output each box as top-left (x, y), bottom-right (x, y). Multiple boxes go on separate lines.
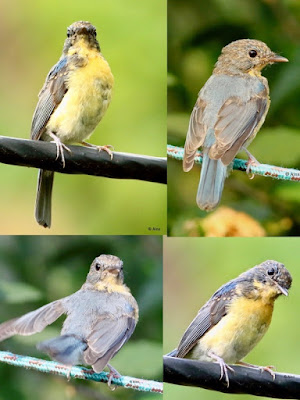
top-left (95, 263), bottom-right (101, 271)
top-left (267, 267), bottom-right (275, 276)
top-left (249, 50), bottom-right (257, 58)
top-left (67, 29), bottom-right (72, 38)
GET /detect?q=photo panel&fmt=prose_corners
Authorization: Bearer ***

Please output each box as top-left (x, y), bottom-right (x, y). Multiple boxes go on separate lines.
top-left (163, 236), bottom-right (300, 399)
top-left (167, 0), bottom-right (300, 237)
top-left (0, 0), bottom-right (167, 235)
top-left (0, 235), bottom-right (162, 399)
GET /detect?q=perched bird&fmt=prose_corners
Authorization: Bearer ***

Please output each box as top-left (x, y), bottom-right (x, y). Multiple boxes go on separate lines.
top-left (31, 21), bottom-right (114, 228)
top-left (183, 39), bottom-right (288, 211)
top-left (170, 260), bottom-right (292, 386)
top-left (0, 255), bottom-right (138, 382)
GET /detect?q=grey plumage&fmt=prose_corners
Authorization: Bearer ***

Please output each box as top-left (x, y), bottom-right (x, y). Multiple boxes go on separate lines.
top-left (183, 39), bottom-right (288, 211)
top-left (0, 255), bottom-right (138, 373)
top-left (31, 56), bottom-right (69, 228)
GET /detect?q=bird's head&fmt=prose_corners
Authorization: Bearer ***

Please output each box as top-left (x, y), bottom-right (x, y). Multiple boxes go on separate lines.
top-left (214, 39), bottom-right (288, 76)
top-left (63, 21), bottom-right (100, 53)
top-left (87, 254), bottom-right (124, 286)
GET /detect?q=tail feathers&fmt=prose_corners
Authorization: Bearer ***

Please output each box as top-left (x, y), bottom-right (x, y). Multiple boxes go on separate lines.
top-left (37, 334), bottom-right (87, 366)
top-left (197, 153), bottom-right (227, 211)
top-left (35, 170), bottom-right (54, 228)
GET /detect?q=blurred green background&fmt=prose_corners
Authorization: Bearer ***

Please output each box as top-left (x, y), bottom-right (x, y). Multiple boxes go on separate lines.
top-left (168, 0), bottom-right (300, 236)
top-left (0, 0), bottom-right (166, 234)
top-left (0, 235), bottom-right (162, 400)
top-left (164, 237), bottom-right (300, 400)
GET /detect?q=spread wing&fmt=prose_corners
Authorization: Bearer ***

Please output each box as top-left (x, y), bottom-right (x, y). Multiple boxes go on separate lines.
top-left (209, 91), bottom-right (269, 165)
top-left (183, 98), bottom-right (207, 172)
top-left (0, 300), bottom-right (65, 341)
top-left (31, 56), bottom-right (69, 141)
top-left (176, 281), bottom-right (238, 358)
top-left (83, 315), bottom-right (137, 373)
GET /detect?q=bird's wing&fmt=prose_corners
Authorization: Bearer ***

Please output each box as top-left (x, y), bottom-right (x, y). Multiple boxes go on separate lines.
top-left (176, 281), bottom-right (238, 358)
top-left (83, 315), bottom-right (137, 372)
top-left (31, 56), bottom-right (69, 140)
top-left (0, 300), bottom-right (65, 341)
top-left (210, 90), bottom-right (269, 165)
top-left (183, 98), bottom-right (207, 171)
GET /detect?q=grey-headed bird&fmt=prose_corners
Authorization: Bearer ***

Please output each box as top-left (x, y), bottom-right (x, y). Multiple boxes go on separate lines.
top-left (0, 255), bottom-right (138, 382)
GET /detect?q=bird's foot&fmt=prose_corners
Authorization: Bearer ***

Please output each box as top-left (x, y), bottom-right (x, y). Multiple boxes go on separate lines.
top-left (260, 365), bottom-right (276, 380)
top-left (244, 149), bottom-right (260, 179)
top-left (107, 363), bottom-right (121, 390)
top-left (81, 141), bottom-right (114, 160)
top-left (66, 365), bottom-right (73, 381)
top-left (208, 351), bottom-right (234, 387)
top-left (49, 132), bottom-right (71, 168)
top-left (238, 361), bottom-right (276, 380)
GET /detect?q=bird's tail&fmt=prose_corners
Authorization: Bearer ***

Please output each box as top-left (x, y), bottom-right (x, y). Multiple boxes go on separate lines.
top-left (37, 335), bottom-right (87, 365)
top-left (197, 151), bottom-right (227, 211)
top-left (35, 169), bottom-right (54, 228)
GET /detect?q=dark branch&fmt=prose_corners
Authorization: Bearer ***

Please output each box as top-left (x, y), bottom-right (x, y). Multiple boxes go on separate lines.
top-left (164, 356), bottom-right (300, 399)
top-left (0, 136), bottom-right (166, 184)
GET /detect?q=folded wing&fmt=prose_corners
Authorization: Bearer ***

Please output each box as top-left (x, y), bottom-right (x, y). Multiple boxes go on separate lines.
top-left (176, 293), bottom-right (232, 358)
top-left (209, 91), bottom-right (268, 165)
top-left (83, 315), bottom-right (137, 372)
top-left (31, 57), bottom-right (69, 141)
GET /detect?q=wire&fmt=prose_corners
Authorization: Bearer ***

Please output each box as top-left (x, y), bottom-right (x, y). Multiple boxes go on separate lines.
top-left (167, 144), bottom-right (300, 182)
top-left (0, 351), bottom-right (163, 393)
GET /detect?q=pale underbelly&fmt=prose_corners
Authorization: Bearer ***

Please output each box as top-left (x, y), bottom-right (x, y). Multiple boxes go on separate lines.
top-left (189, 301), bottom-right (272, 364)
top-left (43, 83), bottom-right (112, 144)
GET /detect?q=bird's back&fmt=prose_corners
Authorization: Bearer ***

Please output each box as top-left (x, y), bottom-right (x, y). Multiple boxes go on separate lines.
top-left (61, 289), bottom-right (137, 338)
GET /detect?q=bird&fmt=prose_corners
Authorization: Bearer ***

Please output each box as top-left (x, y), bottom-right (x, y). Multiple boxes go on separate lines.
top-left (0, 254), bottom-right (138, 383)
top-left (183, 39), bottom-right (288, 211)
top-left (169, 260), bottom-right (292, 386)
top-left (31, 21), bottom-right (114, 228)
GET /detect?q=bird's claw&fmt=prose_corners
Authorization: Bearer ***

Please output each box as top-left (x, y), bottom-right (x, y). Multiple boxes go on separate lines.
top-left (81, 141), bottom-right (114, 160)
top-left (238, 361), bottom-right (276, 381)
top-left (259, 365), bottom-right (276, 380)
top-left (66, 365), bottom-right (72, 381)
top-left (208, 351), bottom-right (234, 387)
top-left (246, 159), bottom-right (259, 179)
top-left (97, 145), bottom-right (114, 160)
top-left (219, 360), bottom-right (234, 387)
top-left (107, 364), bottom-right (120, 390)
top-left (244, 148), bottom-right (260, 179)
top-left (49, 132), bottom-right (71, 168)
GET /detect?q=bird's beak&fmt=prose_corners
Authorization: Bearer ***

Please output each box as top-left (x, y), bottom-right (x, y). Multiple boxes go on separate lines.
top-left (276, 282), bottom-right (289, 296)
top-left (268, 53), bottom-right (289, 63)
top-left (107, 267), bottom-right (121, 275)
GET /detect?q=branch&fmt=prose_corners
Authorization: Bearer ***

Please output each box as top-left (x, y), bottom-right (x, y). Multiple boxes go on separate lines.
top-left (167, 145), bottom-right (300, 182)
top-left (0, 351), bottom-right (163, 394)
top-left (0, 136), bottom-right (167, 184)
top-left (164, 356), bottom-right (300, 399)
